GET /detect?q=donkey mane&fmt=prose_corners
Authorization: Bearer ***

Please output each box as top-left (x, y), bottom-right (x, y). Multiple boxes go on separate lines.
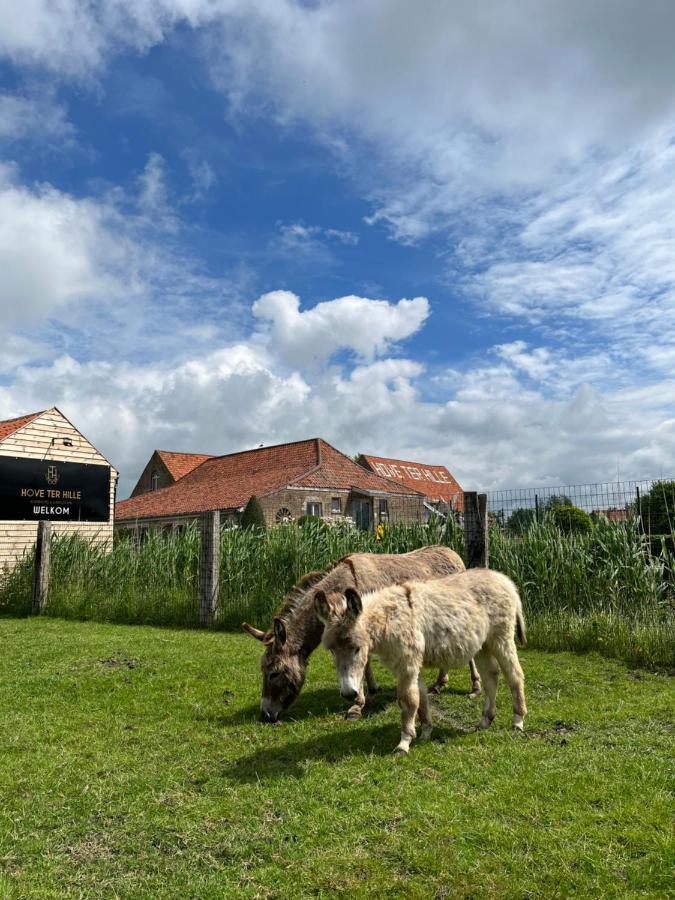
top-left (275, 568), bottom-right (329, 622)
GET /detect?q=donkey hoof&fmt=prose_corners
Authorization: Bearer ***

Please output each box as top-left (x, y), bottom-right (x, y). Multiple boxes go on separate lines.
top-left (427, 685), bottom-right (441, 696)
top-left (512, 717), bottom-right (525, 732)
top-left (345, 706), bottom-right (363, 721)
top-left (478, 716), bottom-right (493, 730)
top-left (468, 687), bottom-right (482, 700)
top-left (420, 725), bottom-right (433, 742)
top-left (393, 746), bottom-right (409, 757)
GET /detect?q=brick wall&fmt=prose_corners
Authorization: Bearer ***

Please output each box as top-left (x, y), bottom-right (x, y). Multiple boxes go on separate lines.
top-left (130, 452), bottom-right (174, 497)
top-left (0, 409), bottom-right (117, 571)
top-left (260, 487), bottom-right (424, 527)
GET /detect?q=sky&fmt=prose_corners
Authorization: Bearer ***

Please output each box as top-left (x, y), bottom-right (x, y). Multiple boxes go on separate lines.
top-left (0, 0), bottom-right (674, 499)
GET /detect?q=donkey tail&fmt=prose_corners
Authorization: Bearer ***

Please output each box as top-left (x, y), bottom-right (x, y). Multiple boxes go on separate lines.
top-left (515, 598), bottom-right (527, 646)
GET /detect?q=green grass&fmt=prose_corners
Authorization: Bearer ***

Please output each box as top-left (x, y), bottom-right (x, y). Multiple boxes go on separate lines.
top-left (0, 619), bottom-right (672, 898)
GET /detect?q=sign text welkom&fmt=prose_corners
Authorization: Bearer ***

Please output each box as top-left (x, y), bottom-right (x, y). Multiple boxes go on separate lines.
top-left (0, 458), bottom-right (110, 522)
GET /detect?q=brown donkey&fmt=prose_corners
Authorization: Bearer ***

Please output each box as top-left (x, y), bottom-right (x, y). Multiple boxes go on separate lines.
top-left (317, 568), bottom-right (527, 754)
top-left (242, 545), bottom-right (480, 722)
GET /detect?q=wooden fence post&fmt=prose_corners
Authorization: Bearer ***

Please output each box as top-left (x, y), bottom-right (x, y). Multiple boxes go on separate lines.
top-left (464, 491), bottom-right (489, 568)
top-left (199, 510), bottom-right (220, 627)
top-left (32, 520), bottom-right (51, 615)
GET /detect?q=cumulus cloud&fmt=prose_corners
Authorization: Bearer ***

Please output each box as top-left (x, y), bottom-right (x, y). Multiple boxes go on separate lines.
top-left (3, 332), bottom-right (673, 499)
top-left (252, 290), bottom-right (429, 365)
top-left (0, 163), bottom-right (129, 331)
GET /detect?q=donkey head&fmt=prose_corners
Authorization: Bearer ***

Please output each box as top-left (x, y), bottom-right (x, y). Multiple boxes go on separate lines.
top-left (242, 617), bottom-right (309, 723)
top-left (315, 587), bottom-right (368, 703)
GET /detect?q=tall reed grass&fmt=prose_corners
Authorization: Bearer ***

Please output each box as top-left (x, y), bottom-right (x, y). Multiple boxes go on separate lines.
top-left (1, 516), bottom-right (672, 668)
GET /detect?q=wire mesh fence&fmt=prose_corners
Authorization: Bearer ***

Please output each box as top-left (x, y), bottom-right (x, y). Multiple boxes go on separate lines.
top-left (483, 477), bottom-right (675, 539)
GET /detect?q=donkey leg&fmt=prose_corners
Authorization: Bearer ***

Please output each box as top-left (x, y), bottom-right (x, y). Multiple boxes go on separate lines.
top-left (474, 649), bottom-right (499, 729)
top-left (365, 658), bottom-right (379, 695)
top-left (427, 668), bottom-right (449, 695)
top-left (417, 675), bottom-right (433, 742)
top-left (492, 640), bottom-right (527, 731)
top-left (468, 658), bottom-right (482, 699)
top-left (394, 672), bottom-right (420, 755)
top-left (345, 687), bottom-right (366, 720)
top-left (346, 659), bottom-right (379, 719)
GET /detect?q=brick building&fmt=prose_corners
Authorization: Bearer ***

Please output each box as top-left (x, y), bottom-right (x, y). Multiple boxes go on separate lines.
top-left (130, 450), bottom-right (214, 496)
top-left (116, 438), bottom-right (425, 532)
top-left (357, 453), bottom-right (463, 517)
top-left (0, 408), bottom-right (117, 570)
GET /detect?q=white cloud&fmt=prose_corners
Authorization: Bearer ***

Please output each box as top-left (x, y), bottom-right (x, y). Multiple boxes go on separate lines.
top-left (0, 90), bottom-right (74, 141)
top-left (0, 157), bottom-right (252, 364)
top-left (251, 289), bottom-right (429, 365)
top-left (0, 163), bottom-right (129, 331)
top-left (3, 327), bottom-right (673, 499)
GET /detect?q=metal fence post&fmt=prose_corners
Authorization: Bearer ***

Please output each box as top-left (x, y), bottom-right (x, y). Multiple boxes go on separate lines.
top-left (31, 520), bottom-right (51, 615)
top-left (464, 491), bottom-right (489, 568)
top-left (199, 510), bottom-right (220, 627)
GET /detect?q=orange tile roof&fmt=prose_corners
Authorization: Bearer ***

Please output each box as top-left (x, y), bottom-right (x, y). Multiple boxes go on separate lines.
top-left (0, 410), bottom-right (45, 442)
top-left (358, 453), bottom-right (464, 507)
top-left (116, 438), bottom-right (423, 521)
top-left (156, 450), bottom-right (213, 481)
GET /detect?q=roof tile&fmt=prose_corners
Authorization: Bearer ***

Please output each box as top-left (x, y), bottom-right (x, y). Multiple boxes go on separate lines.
top-left (156, 450), bottom-right (214, 481)
top-left (116, 438), bottom-right (424, 521)
top-left (359, 453), bottom-right (463, 506)
top-left (0, 410), bottom-right (45, 443)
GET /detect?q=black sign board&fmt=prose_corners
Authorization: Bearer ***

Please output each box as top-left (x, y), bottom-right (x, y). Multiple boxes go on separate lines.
top-left (0, 457), bottom-right (111, 522)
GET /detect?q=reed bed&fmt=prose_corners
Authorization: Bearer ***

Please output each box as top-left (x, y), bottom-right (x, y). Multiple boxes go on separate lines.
top-left (0, 517), bottom-right (672, 668)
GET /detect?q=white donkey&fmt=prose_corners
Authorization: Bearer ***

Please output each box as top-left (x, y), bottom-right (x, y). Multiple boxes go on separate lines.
top-left (315, 568), bottom-right (527, 755)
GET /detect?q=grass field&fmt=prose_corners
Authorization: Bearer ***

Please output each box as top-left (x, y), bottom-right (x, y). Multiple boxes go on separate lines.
top-left (0, 619), bottom-right (672, 898)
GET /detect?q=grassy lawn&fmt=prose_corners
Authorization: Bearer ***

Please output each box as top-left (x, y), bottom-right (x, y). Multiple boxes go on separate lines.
top-left (0, 619), bottom-right (672, 899)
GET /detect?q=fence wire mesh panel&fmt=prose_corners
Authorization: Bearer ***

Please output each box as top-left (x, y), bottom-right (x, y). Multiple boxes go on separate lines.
top-left (484, 478), bottom-right (675, 539)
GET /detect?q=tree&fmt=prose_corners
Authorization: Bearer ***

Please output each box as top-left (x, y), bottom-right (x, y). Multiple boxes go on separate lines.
top-left (638, 480), bottom-right (675, 550)
top-left (507, 507), bottom-right (536, 534)
top-left (241, 495), bottom-right (266, 530)
top-left (544, 494), bottom-right (572, 512)
top-left (551, 504), bottom-right (592, 535)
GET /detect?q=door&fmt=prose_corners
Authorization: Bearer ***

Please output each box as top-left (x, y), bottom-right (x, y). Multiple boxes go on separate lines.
top-left (351, 498), bottom-right (372, 531)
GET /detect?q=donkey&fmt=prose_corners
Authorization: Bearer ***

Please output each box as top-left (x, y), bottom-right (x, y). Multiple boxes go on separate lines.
top-left (316, 568), bottom-right (527, 754)
top-left (242, 545), bottom-right (481, 723)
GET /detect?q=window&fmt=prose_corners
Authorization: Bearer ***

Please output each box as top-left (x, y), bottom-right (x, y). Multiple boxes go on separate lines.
top-left (275, 507), bottom-right (293, 523)
top-left (306, 501), bottom-right (323, 517)
top-left (150, 471), bottom-right (159, 492)
top-left (331, 497), bottom-right (341, 514)
top-left (378, 499), bottom-right (389, 520)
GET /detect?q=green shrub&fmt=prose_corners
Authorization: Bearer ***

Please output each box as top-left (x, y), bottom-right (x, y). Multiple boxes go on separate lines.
top-left (240, 495), bottom-right (266, 530)
top-left (551, 504), bottom-right (593, 535)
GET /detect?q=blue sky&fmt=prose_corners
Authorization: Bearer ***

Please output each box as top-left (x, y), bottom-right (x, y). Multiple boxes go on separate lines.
top-left (1, 1), bottom-right (674, 497)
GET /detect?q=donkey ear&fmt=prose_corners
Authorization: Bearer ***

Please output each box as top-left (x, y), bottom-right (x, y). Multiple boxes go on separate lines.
top-left (344, 587), bottom-right (362, 619)
top-left (273, 617), bottom-right (287, 646)
top-left (313, 590), bottom-right (330, 622)
top-left (242, 622), bottom-right (266, 641)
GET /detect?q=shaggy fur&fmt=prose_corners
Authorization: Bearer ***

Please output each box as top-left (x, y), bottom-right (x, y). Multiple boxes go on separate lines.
top-left (242, 546), bottom-right (472, 722)
top-left (317, 568), bottom-right (527, 754)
